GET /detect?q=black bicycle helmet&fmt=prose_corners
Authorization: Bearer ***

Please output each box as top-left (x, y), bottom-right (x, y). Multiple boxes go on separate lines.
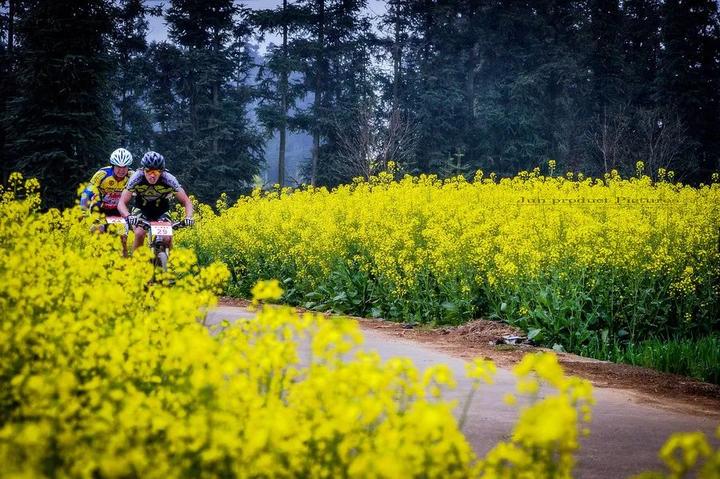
top-left (140, 151), bottom-right (165, 170)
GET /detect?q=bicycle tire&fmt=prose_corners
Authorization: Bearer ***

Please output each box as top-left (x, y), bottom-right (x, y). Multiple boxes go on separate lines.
top-left (157, 251), bottom-right (168, 271)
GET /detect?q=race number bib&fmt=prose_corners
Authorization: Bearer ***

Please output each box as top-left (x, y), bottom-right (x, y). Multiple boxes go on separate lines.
top-left (150, 221), bottom-right (173, 236)
top-left (101, 192), bottom-right (121, 208)
top-left (105, 216), bottom-right (126, 224)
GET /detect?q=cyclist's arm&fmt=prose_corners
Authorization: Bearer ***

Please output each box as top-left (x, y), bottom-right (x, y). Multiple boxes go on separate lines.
top-left (79, 185), bottom-right (95, 209)
top-left (175, 188), bottom-right (194, 220)
top-left (118, 190), bottom-right (133, 218)
top-left (80, 170), bottom-right (104, 209)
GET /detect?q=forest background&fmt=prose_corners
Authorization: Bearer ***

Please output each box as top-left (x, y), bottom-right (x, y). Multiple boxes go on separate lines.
top-left (1, 0), bottom-right (719, 207)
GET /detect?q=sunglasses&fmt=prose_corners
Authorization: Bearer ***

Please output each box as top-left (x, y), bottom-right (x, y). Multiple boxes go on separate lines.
top-left (145, 169), bottom-right (162, 176)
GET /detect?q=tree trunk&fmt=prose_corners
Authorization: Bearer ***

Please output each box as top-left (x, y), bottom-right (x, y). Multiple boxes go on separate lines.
top-left (8, 0), bottom-right (15, 53)
top-left (311, 0), bottom-right (325, 186)
top-left (212, 81), bottom-right (219, 155)
top-left (391, 3), bottom-right (401, 115)
top-left (212, 27), bottom-right (221, 156)
top-left (120, 89), bottom-right (127, 144)
top-left (278, 0), bottom-right (288, 187)
top-left (387, 1), bottom-right (402, 166)
top-left (189, 72), bottom-right (198, 138)
top-left (417, 0), bottom-right (433, 172)
top-left (464, 39), bottom-right (480, 164)
top-left (547, 70), bottom-right (558, 161)
top-left (1, 0), bottom-right (16, 183)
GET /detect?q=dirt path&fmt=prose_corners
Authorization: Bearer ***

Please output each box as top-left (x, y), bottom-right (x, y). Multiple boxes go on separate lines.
top-left (353, 316), bottom-right (720, 418)
top-left (210, 303), bottom-right (720, 478)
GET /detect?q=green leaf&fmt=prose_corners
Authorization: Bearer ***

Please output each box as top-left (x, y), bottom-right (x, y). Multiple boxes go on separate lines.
top-left (527, 328), bottom-right (543, 340)
top-left (441, 301), bottom-right (458, 312)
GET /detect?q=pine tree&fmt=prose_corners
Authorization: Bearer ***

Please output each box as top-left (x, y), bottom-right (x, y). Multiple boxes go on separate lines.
top-left (522, 0), bottom-right (589, 171)
top-left (319, 2), bottom-right (379, 185)
top-left (380, 1), bottom-right (476, 174)
top-left (301, 0), bottom-right (327, 186)
top-left (621, 0), bottom-right (660, 107)
top-left (373, 0), bottom-right (718, 180)
top-left (587, 0), bottom-right (623, 114)
top-left (375, 0), bottom-right (428, 173)
top-left (0, 0), bottom-right (22, 184)
top-left (158, 0), bottom-right (265, 201)
top-left (656, 0), bottom-right (720, 180)
top-left (110, 0), bottom-right (158, 156)
top-left (253, 0), bottom-right (306, 187)
top-left (6, 0), bottom-right (116, 207)
top-left (376, 0), bottom-right (418, 171)
top-left (402, 0), bottom-right (443, 173)
top-left (284, 0), bottom-right (375, 186)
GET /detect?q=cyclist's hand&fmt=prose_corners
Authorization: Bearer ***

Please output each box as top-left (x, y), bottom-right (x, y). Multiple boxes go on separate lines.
top-left (182, 217), bottom-right (195, 228)
top-left (126, 215), bottom-right (140, 228)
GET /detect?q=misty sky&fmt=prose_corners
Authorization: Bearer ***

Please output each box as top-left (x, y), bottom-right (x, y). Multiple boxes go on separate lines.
top-left (146, 0), bottom-right (389, 46)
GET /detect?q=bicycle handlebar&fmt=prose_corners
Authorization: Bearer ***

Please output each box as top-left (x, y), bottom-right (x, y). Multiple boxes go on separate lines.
top-left (135, 218), bottom-right (185, 231)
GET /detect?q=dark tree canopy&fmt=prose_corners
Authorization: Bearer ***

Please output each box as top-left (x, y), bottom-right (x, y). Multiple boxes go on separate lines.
top-left (110, 0), bottom-right (158, 155)
top-left (157, 0), bottom-right (264, 202)
top-left (5, 0), bottom-right (116, 207)
top-left (1, 0), bottom-right (718, 206)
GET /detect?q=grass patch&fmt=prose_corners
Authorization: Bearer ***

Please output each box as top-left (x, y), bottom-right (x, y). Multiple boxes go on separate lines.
top-left (603, 335), bottom-right (720, 385)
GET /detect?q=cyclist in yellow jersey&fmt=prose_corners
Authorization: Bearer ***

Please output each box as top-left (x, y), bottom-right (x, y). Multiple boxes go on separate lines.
top-left (80, 148), bottom-right (134, 256)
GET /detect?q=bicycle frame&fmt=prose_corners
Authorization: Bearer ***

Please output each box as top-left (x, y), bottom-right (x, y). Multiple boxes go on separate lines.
top-left (137, 219), bottom-right (183, 271)
top-left (105, 215), bottom-right (128, 234)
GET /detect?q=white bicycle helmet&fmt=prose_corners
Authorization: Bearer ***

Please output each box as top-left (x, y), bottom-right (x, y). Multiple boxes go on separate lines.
top-left (109, 148), bottom-right (133, 167)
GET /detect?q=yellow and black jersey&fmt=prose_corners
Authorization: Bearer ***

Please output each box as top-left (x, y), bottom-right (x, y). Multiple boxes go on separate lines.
top-left (125, 170), bottom-right (182, 219)
top-left (80, 166), bottom-right (133, 211)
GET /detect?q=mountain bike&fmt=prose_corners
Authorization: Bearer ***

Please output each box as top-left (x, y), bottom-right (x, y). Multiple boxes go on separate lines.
top-left (88, 215), bottom-right (129, 256)
top-left (104, 215), bottom-right (127, 231)
top-left (136, 218), bottom-right (185, 271)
